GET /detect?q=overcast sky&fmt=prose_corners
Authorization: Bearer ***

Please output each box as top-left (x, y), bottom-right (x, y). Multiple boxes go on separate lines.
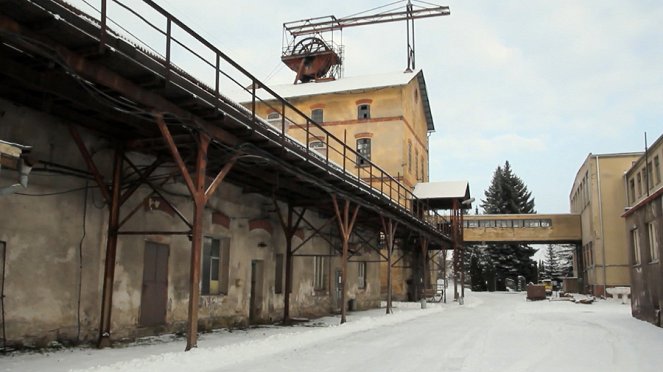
top-left (76, 0), bottom-right (663, 213)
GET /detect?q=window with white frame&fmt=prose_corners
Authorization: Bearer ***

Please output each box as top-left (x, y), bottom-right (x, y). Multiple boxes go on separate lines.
top-left (313, 256), bottom-right (327, 290)
top-left (358, 261), bottom-right (367, 289)
top-left (356, 138), bottom-right (371, 166)
top-left (632, 229), bottom-right (641, 265)
top-left (648, 222), bottom-right (659, 262)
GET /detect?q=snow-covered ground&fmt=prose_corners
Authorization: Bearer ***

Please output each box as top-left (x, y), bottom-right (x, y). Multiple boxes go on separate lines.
top-left (2, 292), bottom-right (662, 372)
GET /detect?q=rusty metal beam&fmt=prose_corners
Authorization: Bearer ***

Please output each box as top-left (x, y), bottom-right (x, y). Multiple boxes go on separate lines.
top-left (293, 215), bottom-right (334, 254)
top-left (205, 154), bottom-right (239, 202)
top-left (331, 194), bottom-right (360, 324)
top-left (156, 114), bottom-right (196, 196)
top-left (68, 125), bottom-right (111, 204)
top-left (123, 158), bottom-right (192, 229)
top-left (119, 156), bottom-right (162, 206)
top-left (273, 200), bottom-right (306, 324)
top-left (97, 144), bottom-right (123, 348)
top-left (381, 216), bottom-right (398, 314)
top-left (185, 133), bottom-right (209, 351)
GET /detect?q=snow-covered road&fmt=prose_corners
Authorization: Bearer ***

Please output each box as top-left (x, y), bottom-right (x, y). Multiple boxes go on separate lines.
top-left (2, 292), bottom-right (662, 372)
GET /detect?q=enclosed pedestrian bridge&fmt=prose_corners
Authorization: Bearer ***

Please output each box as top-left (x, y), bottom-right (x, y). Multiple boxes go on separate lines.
top-left (462, 214), bottom-right (582, 244)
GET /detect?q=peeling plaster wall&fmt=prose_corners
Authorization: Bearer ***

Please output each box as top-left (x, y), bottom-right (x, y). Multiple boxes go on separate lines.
top-left (0, 99), bottom-right (382, 347)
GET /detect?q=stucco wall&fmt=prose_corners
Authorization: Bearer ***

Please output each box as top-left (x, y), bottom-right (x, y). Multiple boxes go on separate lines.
top-left (0, 99), bottom-right (382, 348)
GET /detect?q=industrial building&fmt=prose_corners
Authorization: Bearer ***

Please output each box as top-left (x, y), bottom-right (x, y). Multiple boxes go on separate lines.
top-left (0, 0), bottom-right (456, 350)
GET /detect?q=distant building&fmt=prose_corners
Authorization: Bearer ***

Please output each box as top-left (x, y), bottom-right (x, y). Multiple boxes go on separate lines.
top-left (569, 152), bottom-right (642, 295)
top-left (622, 133), bottom-right (663, 327)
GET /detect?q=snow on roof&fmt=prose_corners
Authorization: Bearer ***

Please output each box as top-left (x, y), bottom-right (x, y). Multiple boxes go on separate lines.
top-left (262, 70), bottom-right (422, 98)
top-left (242, 69), bottom-right (435, 131)
top-left (413, 181), bottom-right (472, 209)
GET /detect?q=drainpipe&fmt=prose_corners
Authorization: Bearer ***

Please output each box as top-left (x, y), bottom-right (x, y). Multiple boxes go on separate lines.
top-left (595, 155), bottom-right (608, 297)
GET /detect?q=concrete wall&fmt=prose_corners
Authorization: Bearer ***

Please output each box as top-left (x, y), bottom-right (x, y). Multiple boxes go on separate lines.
top-left (0, 98), bottom-right (382, 348)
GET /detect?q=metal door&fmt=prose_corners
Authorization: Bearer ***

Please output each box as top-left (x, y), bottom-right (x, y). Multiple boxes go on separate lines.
top-left (335, 269), bottom-right (343, 312)
top-left (139, 242), bottom-right (169, 326)
top-left (249, 260), bottom-right (263, 323)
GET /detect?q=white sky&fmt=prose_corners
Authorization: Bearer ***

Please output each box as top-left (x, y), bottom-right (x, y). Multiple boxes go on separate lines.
top-left (72, 0), bottom-right (663, 213)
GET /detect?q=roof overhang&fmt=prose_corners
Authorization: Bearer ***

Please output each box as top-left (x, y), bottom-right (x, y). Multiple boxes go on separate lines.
top-left (412, 181), bottom-right (472, 210)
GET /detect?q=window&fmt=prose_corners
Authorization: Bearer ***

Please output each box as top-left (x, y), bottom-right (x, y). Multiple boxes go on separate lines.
top-left (467, 220), bottom-right (479, 228)
top-left (632, 229), bottom-right (641, 265)
top-left (309, 140), bottom-right (327, 157)
top-left (201, 237), bottom-right (230, 295)
top-left (629, 179), bottom-right (636, 204)
top-left (408, 142), bottom-right (412, 173)
top-left (480, 220), bottom-right (496, 228)
top-left (415, 150), bottom-right (419, 180)
top-left (357, 138), bottom-right (371, 166)
top-left (512, 220), bottom-right (523, 228)
top-left (357, 104), bottom-right (370, 119)
top-left (647, 161), bottom-right (654, 190)
top-left (496, 220), bottom-right (511, 228)
top-left (358, 262), bottom-right (367, 289)
top-left (524, 220), bottom-right (541, 228)
top-left (648, 222), bottom-right (659, 262)
top-left (540, 219), bottom-right (552, 227)
top-left (267, 112), bottom-right (281, 126)
top-left (637, 172), bottom-right (642, 196)
top-left (311, 108), bottom-right (323, 124)
top-left (313, 256), bottom-right (327, 290)
top-left (655, 156), bottom-right (661, 185)
top-left (275, 253), bottom-right (284, 294)
top-left (421, 156), bottom-right (425, 181)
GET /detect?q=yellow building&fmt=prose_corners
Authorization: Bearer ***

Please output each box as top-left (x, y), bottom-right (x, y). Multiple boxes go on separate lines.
top-left (251, 70), bottom-right (436, 301)
top-left (569, 152), bottom-right (642, 295)
top-left (252, 70), bottom-right (433, 195)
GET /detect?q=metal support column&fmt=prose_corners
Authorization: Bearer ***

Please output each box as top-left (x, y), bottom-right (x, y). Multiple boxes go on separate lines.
top-left (97, 145), bottom-right (123, 348)
top-left (380, 216), bottom-right (398, 314)
top-left (274, 201), bottom-right (305, 325)
top-left (331, 195), bottom-right (360, 324)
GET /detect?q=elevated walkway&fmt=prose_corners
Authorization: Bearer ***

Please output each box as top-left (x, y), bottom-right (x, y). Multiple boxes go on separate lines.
top-left (463, 214), bottom-right (581, 244)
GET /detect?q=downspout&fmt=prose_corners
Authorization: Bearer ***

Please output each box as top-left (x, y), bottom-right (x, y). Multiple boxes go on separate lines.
top-left (595, 155), bottom-right (608, 296)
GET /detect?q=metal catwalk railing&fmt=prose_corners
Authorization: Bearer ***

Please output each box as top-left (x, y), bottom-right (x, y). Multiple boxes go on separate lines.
top-left (52, 0), bottom-right (446, 236)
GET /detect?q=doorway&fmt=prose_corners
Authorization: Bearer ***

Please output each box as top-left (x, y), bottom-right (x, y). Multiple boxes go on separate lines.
top-left (249, 260), bottom-right (264, 323)
top-left (334, 269), bottom-right (343, 312)
top-left (139, 241), bottom-right (169, 327)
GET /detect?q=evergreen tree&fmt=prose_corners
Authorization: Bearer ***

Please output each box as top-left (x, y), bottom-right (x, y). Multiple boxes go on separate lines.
top-left (480, 161), bottom-right (537, 288)
top-left (544, 244), bottom-right (560, 279)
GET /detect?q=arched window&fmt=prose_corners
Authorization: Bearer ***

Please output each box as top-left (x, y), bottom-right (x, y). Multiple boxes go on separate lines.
top-left (357, 138), bottom-right (371, 167)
